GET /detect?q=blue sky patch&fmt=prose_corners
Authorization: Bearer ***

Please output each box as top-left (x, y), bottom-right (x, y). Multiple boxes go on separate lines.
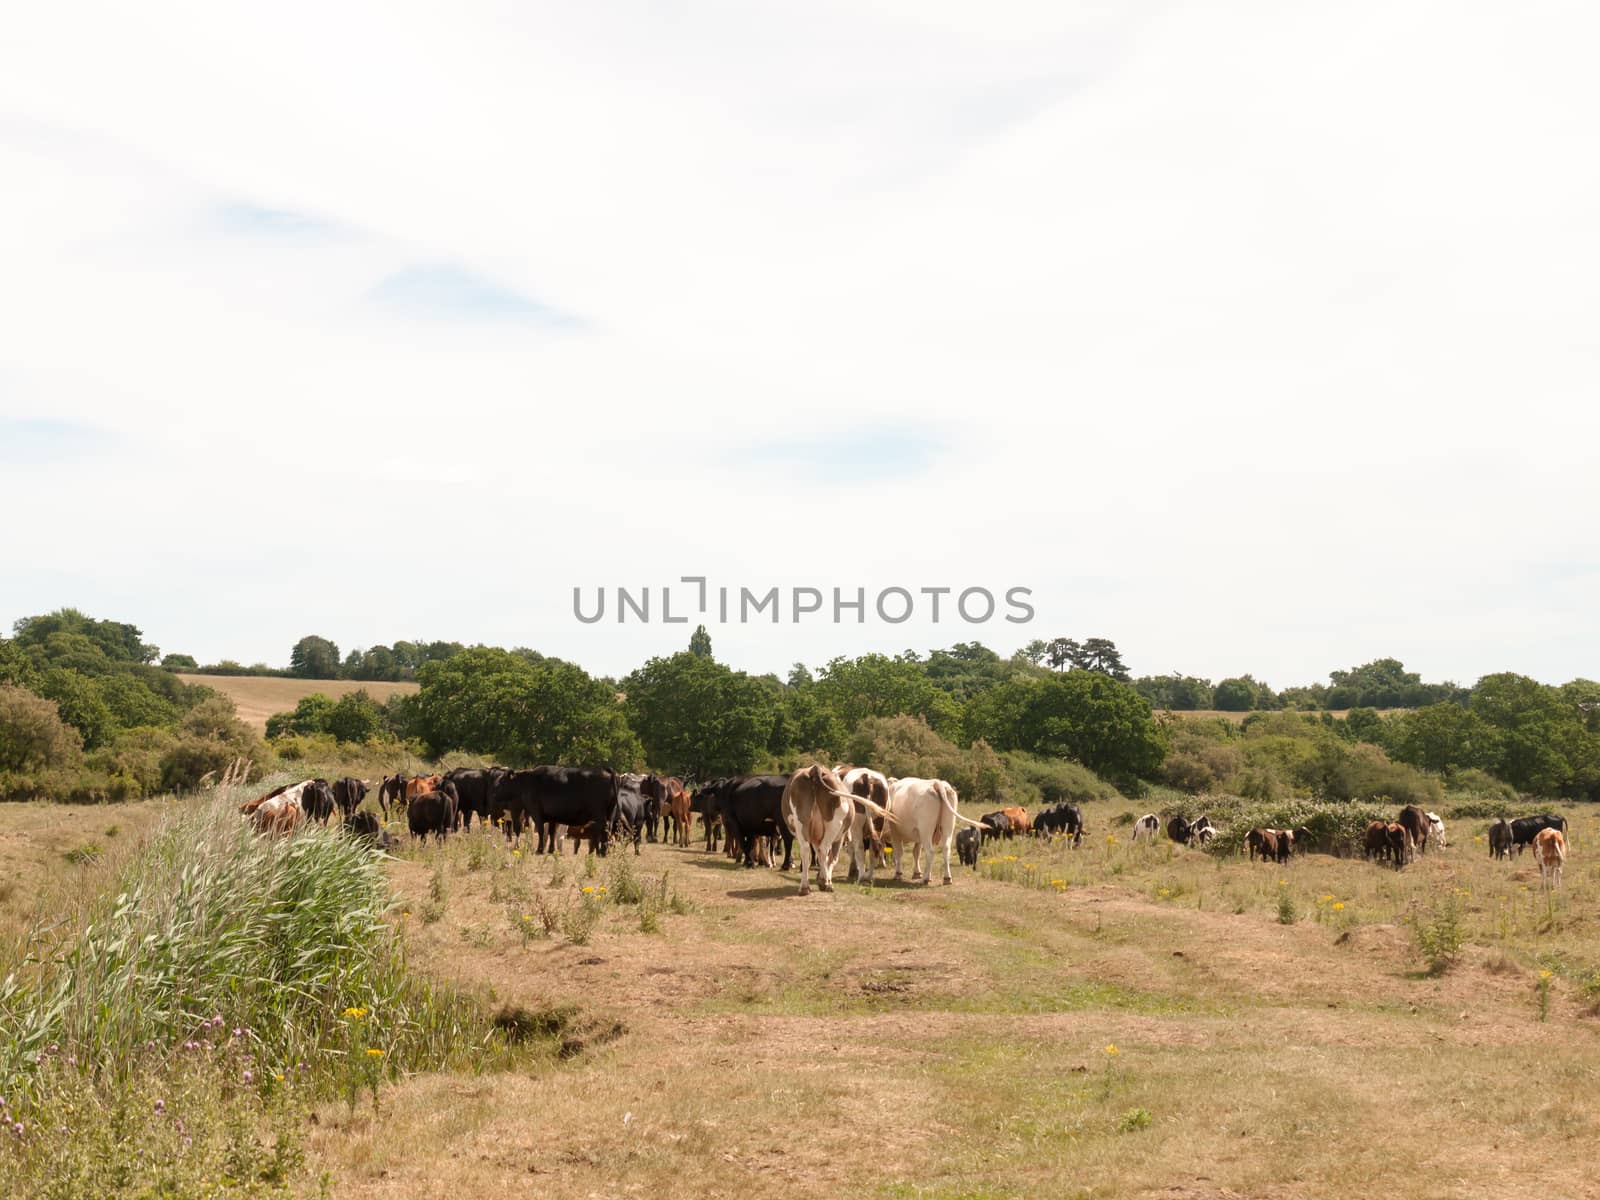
top-left (370, 264), bottom-right (576, 325)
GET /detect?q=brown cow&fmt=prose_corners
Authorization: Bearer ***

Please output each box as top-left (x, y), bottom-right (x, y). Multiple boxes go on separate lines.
top-left (1396, 805), bottom-right (1429, 856)
top-left (1363, 820), bottom-right (1390, 862)
top-left (407, 775), bottom-right (443, 804)
top-left (781, 765), bottom-right (855, 895)
top-left (1385, 823), bottom-right (1413, 867)
top-left (564, 822), bottom-right (600, 855)
top-left (1246, 828), bottom-right (1279, 862)
top-left (665, 779), bottom-right (692, 847)
top-left (1533, 827), bottom-right (1566, 889)
top-left (997, 805), bottom-right (1031, 836)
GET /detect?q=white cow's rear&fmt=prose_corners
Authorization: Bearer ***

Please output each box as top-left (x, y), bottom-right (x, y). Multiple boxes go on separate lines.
top-left (874, 777), bottom-right (984, 887)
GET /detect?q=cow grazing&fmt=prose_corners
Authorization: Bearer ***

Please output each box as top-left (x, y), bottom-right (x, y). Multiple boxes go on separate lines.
top-left (1166, 815), bottom-right (1193, 845)
top-left (406, 775), bottom-right (443, 806)
top-left (1488, 817), bottom-right (1513, 860)
top-left (781, 765), bottom-right (856, 895)
top-left (491, 767), bottom-right (622, 856)
top-left (1033, 803), bottom-right (1084, 846)
top-left (332, 776), bottom-right (368, 820)
top-left (344, 809), bottom-right (381, 844)
top-left (1425, 812), bottom-right (1447, 851)
top-left (1533, 827), bottom-right (1567, 889)
top-left (955, 826), bottom-right (981, 869)
top-left (1131, 813), bottom-right (1159, 843)
top-left (1191, 816), bottom-right (1217, 847)
top-left (870, 777), bottom-right (986, 887)
top-left (611, 777), bottom-right (649, 855)
top-left (1396, 806), bottom-right (1430, 856)
top-left (837, 766), bottom-right (891, 884)
top-left (1511, 814), bottom-right (1568, 856)
top-left (997, 806), bottom-right (1031, 836)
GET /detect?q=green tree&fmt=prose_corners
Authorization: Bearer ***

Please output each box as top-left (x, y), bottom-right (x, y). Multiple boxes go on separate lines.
top-left (1133, 674), bottom-right (1214, 710)
top-left (813, 653), bottom-right (962, 737)
top-left (13, 609), bottom-right (157, 664)
top-left (416, 647), bottom-right (638, 766)
top-left (1388, 703), bottom-right (1498, 774)
top-left (265, 693), bottom-right (336, 739)
top-left (160, 653), bottom-right (199, 670)
top-left (0, 684), bottom-right (85, 776)
top-left (1213, 677), bottom-right (1259, 712)
top-left (1076, 637), bottom-right (1130, 681)
top-left (624, 652), bottom-right (777, 778)
top-left (964, 671), bottom-right (1167, 784)
top-left (325, 690), bottom-right (387, 744)
top-left (1470, 673), bottom-right (1585, 795)
top-left (688, 625), bottom-right (714, 658)
top-left (36, 667), bottom-right (115, 749)
top-left (288, 635), bottom-right (341, 679)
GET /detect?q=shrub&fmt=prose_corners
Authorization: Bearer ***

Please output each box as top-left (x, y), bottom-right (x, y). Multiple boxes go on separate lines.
top-left (1414, 894), bottom-right (1465, 974)
top-left (0, 685), bottom-right (85, 792)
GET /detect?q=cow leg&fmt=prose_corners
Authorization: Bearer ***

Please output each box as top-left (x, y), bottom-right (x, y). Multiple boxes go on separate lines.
top-left (778, 829), bottom-right (793, 871)
top-left (940, 838), bottom-right (953, 884)
top-left (797, 837), bottom-right (812, 895)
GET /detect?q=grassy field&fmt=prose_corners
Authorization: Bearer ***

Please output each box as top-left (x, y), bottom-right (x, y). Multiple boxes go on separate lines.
top-left (175, 674), bottom-right (419, 732)
top-left (4, 793), bottom-right (1598, 1199)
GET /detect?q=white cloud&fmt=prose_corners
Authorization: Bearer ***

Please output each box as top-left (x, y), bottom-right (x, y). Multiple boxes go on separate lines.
top-left (1, 1), bottom-right (1597, 688)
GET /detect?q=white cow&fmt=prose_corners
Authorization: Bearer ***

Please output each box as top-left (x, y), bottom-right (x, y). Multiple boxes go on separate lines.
top-left (1131, 813), bottom-right (1159, 842)
top-left (240, 779), bottom-right (310, 834)
top-left (835, 766), bottom-right (891, 883)
top-left (863, 777), bottom-right (985, 887)
top-left (1426, 812), bottom-right (1447, 851)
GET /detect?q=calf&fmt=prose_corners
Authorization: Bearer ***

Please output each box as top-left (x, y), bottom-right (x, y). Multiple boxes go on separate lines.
top-left (344, 809), bottom-right (381, 844)
top-left (955, 826), bottom-right (981, 869)
top-left (1425, 812), bottom-right (1447, 851)
top-left (980, 811), bottom-right (1015, 841)
top-left (1385, 822), bottom-right (1413, 868)
top-left (1488, 817), bottom-right (1513, 860)
top-left (1363, 820), bottom-right (1390, 862)
top-left (1131, 813), bottom-right (1159, 843)
top-left (1533, 827), bottom-right (1566, 890)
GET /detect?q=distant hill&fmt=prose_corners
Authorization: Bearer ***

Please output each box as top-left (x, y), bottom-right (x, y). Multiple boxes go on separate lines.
top-left (177, 674), bottom-right (419, 733)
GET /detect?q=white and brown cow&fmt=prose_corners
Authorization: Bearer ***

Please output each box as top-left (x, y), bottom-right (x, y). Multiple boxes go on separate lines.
top-left (866, 777), bottom-right (986, 887)
top-left (241, 779), bottom-right (310, 835)
top-left (781, 765), bottom-right (856, 896)
top-left (835, 765), bottom-right (891, 884)
top-left (1131, 813), bottom-right (1160, 842)
top-left (1533, 827), bottom-right (1567, 890)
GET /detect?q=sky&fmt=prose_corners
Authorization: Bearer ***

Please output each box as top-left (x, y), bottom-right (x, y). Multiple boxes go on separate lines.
top-left (2, 1), bottom-right (1597, 688)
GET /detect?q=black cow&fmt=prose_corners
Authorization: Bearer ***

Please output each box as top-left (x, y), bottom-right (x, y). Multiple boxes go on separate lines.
top-left (408, 788), bottom-right (457, 841)
top-left (1488, 817), bottom-right (1513, 860)
top-left (377, 774), bottom-right (407, 818)
top-left (611, 778), bottom-right (649, 855)
top-left (691, 778), bottom-right (728, 851)
top-left (1511, 814), bottom-right (1568, 856)
top-left (1191, 815), bottom-right (1216, 847)
top-left (443, 767), bottom-right (506, 831)
top-left (344, 810), bottom-right (381, 844)
top-left (637, 775), bottom-right (667, 843)
top-left (980, 811), bottom-right (1015, 841)
top-left (331, 776), bottom-right (367, 820)
top-left (492, 766), bottom-right (621, 856)
top-left (955, 826), bottom-right (981, 869)
top-left (302, 778), bottom-right (336, 824)
top-left (1166, 815), bottom-right (1193, 845)
top-left (718, 775), bottom-right (795, 870)
top-left (1031, 803), bottom-right (1083, 847)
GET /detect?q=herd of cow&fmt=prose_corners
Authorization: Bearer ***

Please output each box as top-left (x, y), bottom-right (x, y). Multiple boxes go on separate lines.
top-left (235, 766), bottom-right (1576, 895)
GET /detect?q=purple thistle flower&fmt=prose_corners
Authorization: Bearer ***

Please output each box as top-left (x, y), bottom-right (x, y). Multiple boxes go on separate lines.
top-left (154, 1099), bottom-right (165, 1113)
top-left (242, 1070), bottom-right (254, 1084)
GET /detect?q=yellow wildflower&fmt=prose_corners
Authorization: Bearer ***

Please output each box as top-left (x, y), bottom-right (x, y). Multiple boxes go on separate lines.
top-left (341, 1006), bottom-right (369, 1021)
top-left (1105, 1044), bottom-right (1120, 1056)
top-left (1539, 969), bottom-right (1554, 980)
top-left (365, 1048), bottom-right (384, 1058)
top-left (1331, 902), bottom-right (1345, 911)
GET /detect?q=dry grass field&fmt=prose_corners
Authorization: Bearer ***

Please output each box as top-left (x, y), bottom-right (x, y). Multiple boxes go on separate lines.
top-left (4, 794), bottom-right (1598, 1199)
top-left (175, 674), bottom-right (419, 732)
